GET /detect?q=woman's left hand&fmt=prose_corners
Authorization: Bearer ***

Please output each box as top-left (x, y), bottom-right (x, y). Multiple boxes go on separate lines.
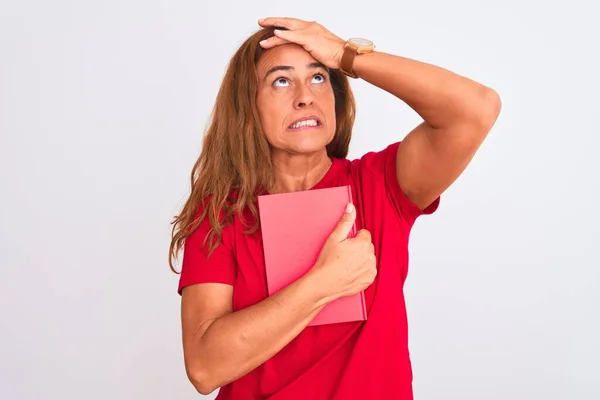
top-left (258, 17), bottom-right (346, 70)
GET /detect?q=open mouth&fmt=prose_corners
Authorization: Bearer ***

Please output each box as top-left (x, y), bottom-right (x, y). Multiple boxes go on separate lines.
top-left (288, 117), bottom-right (322, 130)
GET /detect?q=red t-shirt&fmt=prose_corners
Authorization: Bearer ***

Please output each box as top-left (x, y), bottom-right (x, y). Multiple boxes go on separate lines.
top-left (178, 141), bottom-right (439, 399)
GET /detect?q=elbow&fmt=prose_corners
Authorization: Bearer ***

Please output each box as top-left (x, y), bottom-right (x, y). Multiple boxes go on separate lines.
top-left (187, 364), bottom-right (219, 396)
top-left (475, 87), bottom-right (502, 132)
top-left (446, 87), bottom-right (502, 138)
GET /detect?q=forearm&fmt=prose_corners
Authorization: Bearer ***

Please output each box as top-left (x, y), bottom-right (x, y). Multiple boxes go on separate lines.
top-left (189, 272), bottom-right (329, 393)
top-left (352, 51), bottom-right (499, 130)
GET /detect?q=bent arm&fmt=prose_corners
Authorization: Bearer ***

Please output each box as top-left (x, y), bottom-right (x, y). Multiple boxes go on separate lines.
top-left (353, 51), bottom-right (501, 210)
top-left (181, 271), bottom-right (329, 395)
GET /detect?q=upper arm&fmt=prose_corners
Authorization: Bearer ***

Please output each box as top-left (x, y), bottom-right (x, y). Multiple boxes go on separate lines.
top-left (181, 283), bottom-right (233, 372)
top-left (396, 90), bottom-right (501, 210)
top-left (176, 207), bottom-right (238, 377)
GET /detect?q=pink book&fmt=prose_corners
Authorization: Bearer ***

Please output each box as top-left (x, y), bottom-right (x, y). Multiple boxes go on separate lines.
top-left (257, 185), bottom-right (367, 326)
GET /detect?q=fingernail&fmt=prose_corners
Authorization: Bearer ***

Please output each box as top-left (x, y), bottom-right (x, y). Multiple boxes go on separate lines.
top-left (346, 203), bottom-right (354, 213)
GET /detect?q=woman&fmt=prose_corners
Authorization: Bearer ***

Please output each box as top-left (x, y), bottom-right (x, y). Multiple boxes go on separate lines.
top-left (169, 17), bottom-right (501, 399)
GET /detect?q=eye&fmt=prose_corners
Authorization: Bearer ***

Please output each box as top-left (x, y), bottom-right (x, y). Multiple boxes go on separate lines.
top-left (272, 77), bottom-right (290, 87)
top-left (312, 73), bottom-right (327, 84)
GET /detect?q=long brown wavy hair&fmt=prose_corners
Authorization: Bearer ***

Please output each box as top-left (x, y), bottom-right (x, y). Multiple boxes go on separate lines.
top-left (168, 26), bottom-right (356, 273)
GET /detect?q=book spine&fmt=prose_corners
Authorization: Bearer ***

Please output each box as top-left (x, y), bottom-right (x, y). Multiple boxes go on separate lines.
top-left (347, 185), bottom-right (368, 320)
top-left (346, 185), bottom-right (357, 238)
top-left (360, 292), bottom-right (368, 320)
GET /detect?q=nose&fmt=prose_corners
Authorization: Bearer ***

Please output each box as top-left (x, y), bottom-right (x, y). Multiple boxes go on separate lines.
top-left (294, 85), bottom-right (314, 109)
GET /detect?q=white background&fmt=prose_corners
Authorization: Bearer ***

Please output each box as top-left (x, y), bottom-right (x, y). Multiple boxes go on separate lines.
top-left (1, 1), bottom-right (598, 399)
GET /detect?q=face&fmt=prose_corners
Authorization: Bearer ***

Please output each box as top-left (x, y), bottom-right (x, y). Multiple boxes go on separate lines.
top-left (256, 44), bottom-right (336, 157)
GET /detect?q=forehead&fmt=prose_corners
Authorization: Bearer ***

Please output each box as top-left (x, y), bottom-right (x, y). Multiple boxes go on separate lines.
top-left (256, 44), bottom-right (319, 76)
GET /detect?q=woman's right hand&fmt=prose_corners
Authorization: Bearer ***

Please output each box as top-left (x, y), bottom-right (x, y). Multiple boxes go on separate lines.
top-left (308, 203), bottom-right (377, 301)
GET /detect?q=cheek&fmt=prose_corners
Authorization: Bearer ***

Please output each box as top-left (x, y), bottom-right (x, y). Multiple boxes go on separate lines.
top-left (260, 106), bottom-right (281, 127)
top-left (257, 98), bottom-right (283, 144)
top-left (316, 83), bottom-right (334, 107)
top-left (258, 89), bottom-right (294, 123)
top-left (321, 89), bottom-right (337, 126)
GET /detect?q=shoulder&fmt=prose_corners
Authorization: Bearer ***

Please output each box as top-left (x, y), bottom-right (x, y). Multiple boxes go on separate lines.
top-left (187, 190), bottom-right (251, 246)
top-left (335, 141), bottom-right (439, 223)
top-left (178, 193), bottom-right (245, 294)
top-left (328, 141), bottom-right (399, 187)
top-left (332, 142), bottom-right (400, 178)
top-left (350, 142), bottom-right (400, 180)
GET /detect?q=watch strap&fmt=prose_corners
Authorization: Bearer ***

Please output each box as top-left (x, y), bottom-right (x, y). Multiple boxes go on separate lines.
top-left (340, 41), bottom-right (359, 79)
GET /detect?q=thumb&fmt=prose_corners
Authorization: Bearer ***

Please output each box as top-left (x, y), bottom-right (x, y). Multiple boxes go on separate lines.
top-left (330, 203), bottom-right (356, 242)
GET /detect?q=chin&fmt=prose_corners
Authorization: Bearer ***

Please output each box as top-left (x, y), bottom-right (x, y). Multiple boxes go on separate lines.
top-left (268, 125), bottom-right (334, 156)
top-left (289, 145), bottom-right (327, 155)
top-left (284, 134), bottom-right (333, 155)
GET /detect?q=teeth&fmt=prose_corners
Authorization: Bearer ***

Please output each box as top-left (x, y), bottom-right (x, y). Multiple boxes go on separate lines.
top-left (290, 119), bottom-right (319, 129)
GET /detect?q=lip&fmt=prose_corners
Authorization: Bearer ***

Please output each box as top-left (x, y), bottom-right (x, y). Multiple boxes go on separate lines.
top-left (287, 115), bottom-right (322, 130)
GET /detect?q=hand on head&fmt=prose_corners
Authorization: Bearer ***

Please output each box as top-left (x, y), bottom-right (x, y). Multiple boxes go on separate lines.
top-left (258, 17), bottom-right (346, 70)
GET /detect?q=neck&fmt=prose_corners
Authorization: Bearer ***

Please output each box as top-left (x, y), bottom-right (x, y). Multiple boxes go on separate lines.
top-left (269, 149), bottom-right (332, 194)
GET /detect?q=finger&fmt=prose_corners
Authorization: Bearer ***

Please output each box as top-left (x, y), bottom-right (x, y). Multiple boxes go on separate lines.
top-left (356, 229), bottom-right (371, 242)
top-left (259, 35), bottom-right (291, 49)
top-left (258, 17), bottom-right (309, 30)
top-left (330, 203), bottom-right (356, 242)
top-left (356, 229), bottom-right (371, 241)
top-left (272, 28), bottom-right (308, 46)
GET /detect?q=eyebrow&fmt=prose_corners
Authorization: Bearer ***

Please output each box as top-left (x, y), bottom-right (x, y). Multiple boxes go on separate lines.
top-left (264, 62), bottom-right (327, 81)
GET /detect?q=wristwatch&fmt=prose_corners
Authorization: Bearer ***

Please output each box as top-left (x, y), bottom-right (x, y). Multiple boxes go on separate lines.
top-left (339, 38), bottom-right (375, 79)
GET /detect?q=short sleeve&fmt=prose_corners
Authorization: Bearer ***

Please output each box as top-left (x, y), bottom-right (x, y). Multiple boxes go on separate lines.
top-left (357, 141), bottom-right (440, 224)
top-left (177, 209), bottom-right (237, 295)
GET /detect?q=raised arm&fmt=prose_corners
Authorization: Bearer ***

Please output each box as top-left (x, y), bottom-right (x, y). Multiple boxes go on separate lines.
top-left (257, 17), bottom-right (502, 211)
top-left (353, 52), bottom-right (501, 210)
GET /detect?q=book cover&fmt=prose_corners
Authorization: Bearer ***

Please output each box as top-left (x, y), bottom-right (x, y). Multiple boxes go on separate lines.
top-left (257, 185), bottom-right (367, 326)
